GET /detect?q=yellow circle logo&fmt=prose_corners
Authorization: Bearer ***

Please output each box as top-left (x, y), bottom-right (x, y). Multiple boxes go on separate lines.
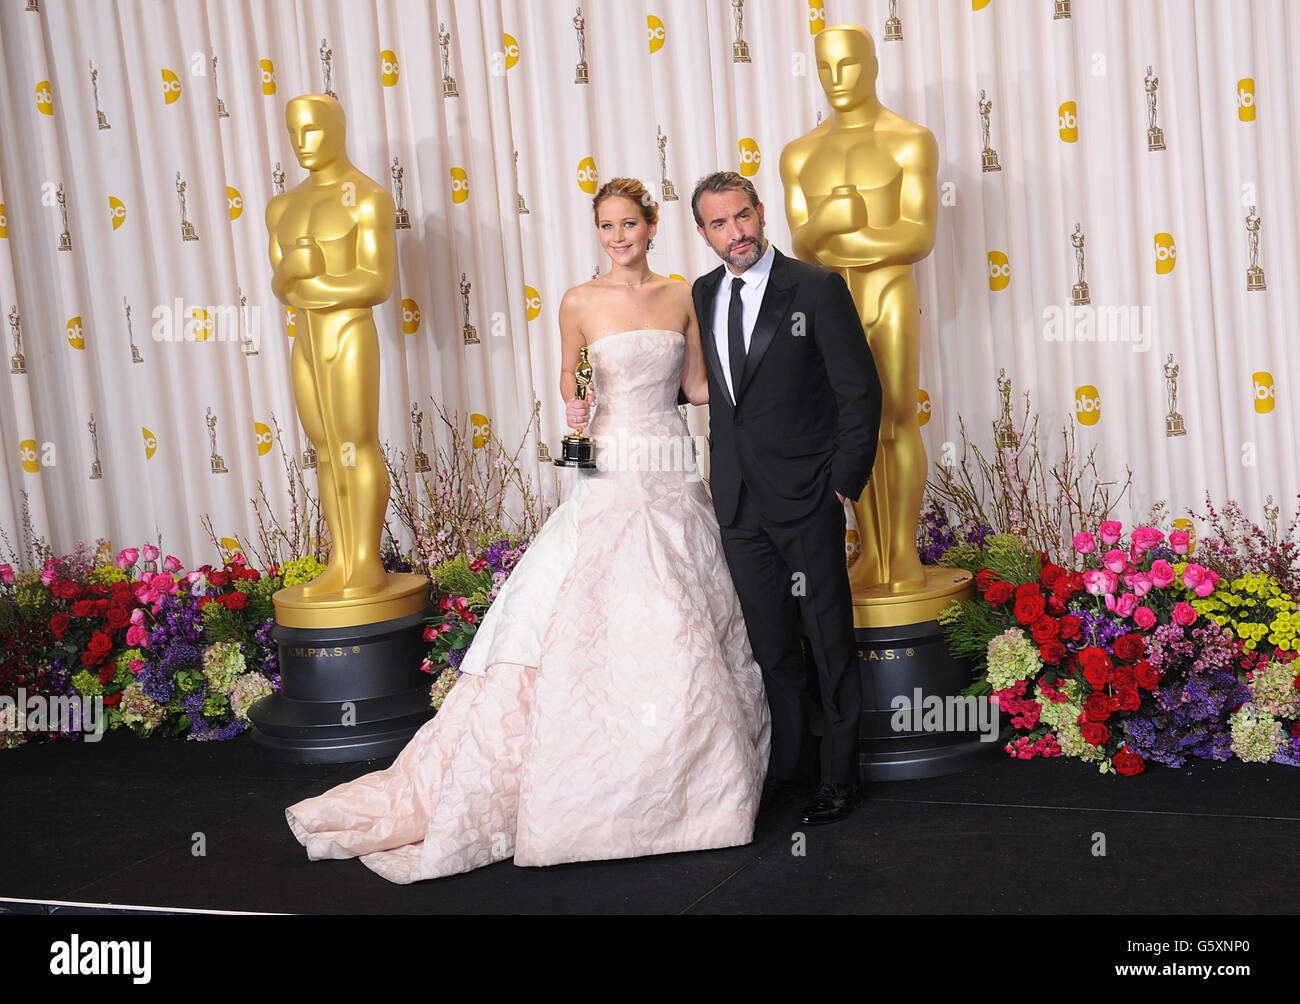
top-left (255, 421), bottom-right (273, 456)
top-left (1074, 384), bottom-right (1101, 426)
top-left (450, 166), bottom-right (469, 204)
top-left (1171, 517), bottom-right (1197, 554)
top-left (0, 203), bottom-right (7, 238)
top-left (504, 32), bottom-right (520, 69)
top-left (845, 528), bottom-right (861, 565)
top-left (142, 426), bottom-right (158, 459)
top-left (161, 68), bottom-right (182, 104)
top-left (988, 250), bottom-right (1010, 290)
top-left (471, 413), bottom-right (491, 450)
top-left (1058, 100), bottom-right (1078, 142)
top-left (1154, 232), bottom-right (1176, 274)
top-left (260, 58), bottom-right (277, 95)
top-left (917, 388), bottom-right (932, 426)
top-left (227, 185), bottom-right (243, 220)
top-left (647, 15), bottom-right (666, 53)
top-left (738, 138), bottom-right (762, 177)
top-left (808, 2), bottom-right (826, 33)
top-left (524, 285), bottom-right (541, 321)
top-left (1253, 371), bottom-right (1275, 414)
top-left (1237, 78), bottom-right (1256, 121)
top-left (66, 315), bottom-right (85, 350)
top-left (381, 49), bottom-right (400, 86)
top-left (219, 537), bottom-right (243, 557)
top-left (973, 0), bottom-right (993, 9)
top-left (109, 195), bottom-right (127, 230)
top-left (577, 156), bottom-right (598, 194)
top-left (285, 306), bottom-right (296, 339)
top-left (35, 80), bottom-right (53, 116)
top-left (402, 298), bottom-right (422, 334)
top-left (19, 439), bottom-right (39, 474)
top-left (669, 273), bottom-right (686, 282)
top-left (190, 306), bottom-right (212, 342)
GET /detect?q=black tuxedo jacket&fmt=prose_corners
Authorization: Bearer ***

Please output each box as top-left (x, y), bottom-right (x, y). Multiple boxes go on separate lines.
top-left (692, 247), bottom-right (882, 526)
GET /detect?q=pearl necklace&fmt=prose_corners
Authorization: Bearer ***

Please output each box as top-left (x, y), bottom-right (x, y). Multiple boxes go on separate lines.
top-left (600, 272), bottom-right (652, 287)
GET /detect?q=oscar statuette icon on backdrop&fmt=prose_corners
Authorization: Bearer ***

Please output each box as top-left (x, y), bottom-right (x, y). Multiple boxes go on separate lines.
top-left (250, 93), bottom-right (433, 763)
top-left (781, 24), bottom-right (993, 781)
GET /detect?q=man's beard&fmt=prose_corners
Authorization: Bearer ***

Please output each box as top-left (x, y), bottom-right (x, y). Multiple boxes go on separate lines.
top-left (719, 233), bottom-right (765, 271)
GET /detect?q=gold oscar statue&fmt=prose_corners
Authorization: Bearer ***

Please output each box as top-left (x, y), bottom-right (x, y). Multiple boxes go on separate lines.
top-left (266, 94), bottom-right (427, 630)
top-left (781, 24), bottom-right (971, 630)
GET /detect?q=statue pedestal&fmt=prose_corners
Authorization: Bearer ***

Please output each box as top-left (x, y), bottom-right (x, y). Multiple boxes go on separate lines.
top-left (852, 568), bottom-right (1005, 781)
top-left (250, 573), bottom-right (433, 763)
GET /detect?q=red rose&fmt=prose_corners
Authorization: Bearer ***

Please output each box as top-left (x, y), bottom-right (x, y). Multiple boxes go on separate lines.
top-left (79, 651), bottom-right (102, 669)
top-left (975, 569), bottom-right (998, 593)
top-left (1079, 647), bottom-right (1113, 688)
top-left (1015, 583), bottom-right (1041, 601)
top-left (1040, 564), bottom-right (1065, 588)
top-left (224, 591), bottom-right (249, 611)
top-left (51, 579), bottom-right (80, 600)
top-left (244, 568), bottom-right (260, 582)
top-left (50, 612), bottom-right (71, 638)
top-left (97, 663), bottom-right (115, 684)
top-left (1014, 595), bottom-right (1046, 625)
top-left (1039, 640), bottom-right (1067, 665)
top-left (1079, 719), bottom-right (1110, 746)
top-left (1112, 745), bottom-right (1145, 776)
top-left (1058, 615), bottom-right (1083, 641)
top-left (1031, 617), bottom-right (1060, 644)
top-left (1083, 691), bottom-right (1115, 721)
top-left (1112, 667), bottom-right (1136, 691)
top-left (1052, 577), bottom-right (1077, 601)
top-left (103, 692), bottom-right (121, 708)
top-left (105, 607), bottom-right (129, 631)
top-left (1045, 595), bottom-right (1066, 616)
top-left (87, 631), bottom-right (114, 656)
top-left (210, 570), bottom-right (230, 587)
top-left (984, 582), bottom-right (1015, 606)
top-left (197, 595), bottom-right (215, 609)
top-left (1115, 687), bottom-right (1142, 712)
top-left (72, 599), bottom-right (95, 618)
top-left (1113, 633), bottom-right (1145, 663)
top-left (1133, 660), bottom-right (1160, 690)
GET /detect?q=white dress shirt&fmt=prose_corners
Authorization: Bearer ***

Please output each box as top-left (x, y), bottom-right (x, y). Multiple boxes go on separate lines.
top-left (711, 241), bottom-right (775, 405)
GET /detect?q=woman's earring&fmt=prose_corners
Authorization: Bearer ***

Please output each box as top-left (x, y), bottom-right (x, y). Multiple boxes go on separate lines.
top-left (648, 239), bottom-right (655, 250)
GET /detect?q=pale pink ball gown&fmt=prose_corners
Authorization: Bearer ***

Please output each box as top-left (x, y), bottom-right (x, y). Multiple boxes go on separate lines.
top-left (285, 329), bottom-right (770, 882)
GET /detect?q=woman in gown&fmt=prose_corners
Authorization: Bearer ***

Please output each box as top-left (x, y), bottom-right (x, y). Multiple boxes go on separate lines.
top-left (285, 178), bottom-right (770, 883)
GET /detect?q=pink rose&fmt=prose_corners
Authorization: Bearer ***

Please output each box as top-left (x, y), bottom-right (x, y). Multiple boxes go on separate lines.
top-left (1150, 559), bottom-right (1176, 589)
top-left (1083, 569), bottom-right (1110, 596)
top-left (163, 554), bottom-right (183, 573)
top-left (41, 562), bottom-right (57, 586)
top-left (1125, 570), bottom-right (1153, 597)
top-left (1171, 602), bottom-right (1197, 627)
top-left (1194, 574), bottom-right (1218, 598)
top-left (126, 624), bottom-right (148, 647)
top-left (1133, 606), bottom-right (1157, 630)
top-left (1099, 520), bottom-right (1123, 546)
top-left (129, 607), bottom-right (145, 626)
top-left (1103, 549), bottom-right (1128, 574)
top-left (0, 564), bottom-right (13, 585)
top-left (117, 547), bottom-right (140, 569)
top-left (129, 658), bottom-right (145, 675)
top-left (1168, 530), bottom-right (1191, 555)
top-left (1114, 592), bottom-right (1139, 618)
top-left (1073, 532), bottom-right (1097, 555)
top-left (423, 626), bottom-right (437, 642)
top-left (142, 543), bottom-right (160, 562)
top-left (1182, 563), bottom-right (1207, 591)
top-left (1130, 527), bottom-right (1164, 555)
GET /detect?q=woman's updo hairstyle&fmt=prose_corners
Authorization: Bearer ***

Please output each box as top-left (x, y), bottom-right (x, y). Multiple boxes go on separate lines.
top-left (592, 177), bottom-right (659, 227)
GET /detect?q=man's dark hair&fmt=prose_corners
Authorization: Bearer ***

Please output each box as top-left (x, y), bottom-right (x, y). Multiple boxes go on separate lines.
top-left (690, 171), bottom-right (761, 228)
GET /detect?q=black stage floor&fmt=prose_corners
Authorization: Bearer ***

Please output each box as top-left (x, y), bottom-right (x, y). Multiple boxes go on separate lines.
top-left (3, 728), bottom-right (1298, 915)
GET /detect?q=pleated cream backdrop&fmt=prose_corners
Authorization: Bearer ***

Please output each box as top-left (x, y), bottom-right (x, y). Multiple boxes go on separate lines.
top-left (0, 0), bottom-right (1295, 564)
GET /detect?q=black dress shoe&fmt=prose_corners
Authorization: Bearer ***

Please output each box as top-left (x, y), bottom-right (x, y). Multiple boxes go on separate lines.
top-left (799, 782), bottom-right (861, 825)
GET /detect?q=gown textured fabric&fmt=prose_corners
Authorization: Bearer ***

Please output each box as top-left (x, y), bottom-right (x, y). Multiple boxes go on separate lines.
top-left (285, 329), bottom-right (771, 883)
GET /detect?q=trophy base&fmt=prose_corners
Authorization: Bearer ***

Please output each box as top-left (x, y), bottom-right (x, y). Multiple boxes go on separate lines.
top-left (131, 345), bottom-right (143, 364)
top-left (58, 232), bottom-right (72, 251)
top-left (884, 19), bottom-right (903, 41)
top-left (89, 461), bottom-right (102, 481)
top-left (97, 112), bottom-right (110, 130)
top-left (1071, 282), bottom-right (1090, 306)
top-left (10, 355), bottom-right (25, 374)
top-left (1166, 413), bottom-right (1186, 437)
top-left (394, 208), bottom-right (410, 229)
top-left (210, 455), bottom-right (228, 474)
top-left (1247, 268), bottom-right (1266, 291)
top-left (555, 432), bottom-right (597, 469)
top-left (273, 571), bottom-right (430, 630)
top-left (575, 63), bottom-right (589, 84)
top-left (414, 452), bottom-right (430, 473)
top-left (463, 323), bottom-right (479, 345)
top-left (733, 42), bottom-right (750, 63)
top-left (516, 196), bottom-right (530, 214)
top-left (181, 223), bottom-right (199, 242)
top-left (443, 77), bottom-right (459, 98)
top-left (248, 606), bottom-right (434, 764)
top-left (662, 180), bottom-right (678, 201)
top-left (856, 615), bottom-right (1005, 782)
top-left (1054, 0), bottom-right (1071, 18)
top-left (850, 566), bottom-right (973, 630)
top-left (981, 150), bottom-right (1002, 173)
top-left (1147, 127), bottom-right (1165, 151)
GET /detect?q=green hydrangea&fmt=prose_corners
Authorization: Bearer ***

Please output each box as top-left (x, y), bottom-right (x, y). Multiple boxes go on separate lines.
top-left (71, 670), bottom-right (104, 697)
top-left (202, 641), bottom-right (246, 696)
top-left (1054, 713), bottom-right (1107, 762)
top-left (1230, 704), bottom-right (1284, 764)
top-left (119, 681), bottom-right (165, 732)
top-left (986, 628), bottom-right (1042, 692)
top-left (229, 672), bottom-right (274, 721)
top-left (1248, 661), bottom-right (1300, 718)
top-left (281, 556), bottom-right (328, 588)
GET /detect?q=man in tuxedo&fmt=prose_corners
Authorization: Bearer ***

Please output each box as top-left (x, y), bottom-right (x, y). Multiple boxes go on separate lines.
top-left (689, 171), bottom-right (881, 824)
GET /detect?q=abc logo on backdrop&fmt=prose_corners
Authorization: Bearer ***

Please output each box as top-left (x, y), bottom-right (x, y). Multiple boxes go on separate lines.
top-left (577, 156), bottom-right (598, 194)
top-left (285, 306), bottom-right (296, 339)
top-left (35, 80), bottom-right (53, 115)
top-left (227, 186), bottom-right (243, 220)
top-left (142, 427), bottom-right (158, 459)
top-left (190, 307), bottom-right (212, 342)
top-left (260, 58), bottom-right (277, 95)
top-left (66, 316), bottom-right (85, 350)
top-left (809, 2), bottom-right (826, 33)
top-left (1171, 516), bottom-right (1197, 553)
top-left (1237, 78), bottom-right (1255, 121)
top-left (450, 167), bottom-right (469, 204)
top-left (1058, 101), bottom-right (1078, 142)
top-left (647, 16), bottom-right (665, 53)
top-left (917, 388), bottom-right (931, 426)
top-left (987, 251), bottom-right (1010, 291)
top-left (0, 202), bottom-right (7, 238)
top-left (1154, 232), bottom-right (1176, 274)
top-left (1074, 384), bottom-right (1101, 426)
top-left (739, 138), bottom-right (761, 177)
top-left (381, 50), bottom-right (400, 86)
top-left (161, 68), bottom-right (182, 104)
top-left (19, 439), bottom-right (40, 474)
top-left (503, 33), bottom-right (520, 69)
top-left (471, 414), bottom-right (491, 450)
top-left (401, 298), bottom-right (422, 334)
top-left (254, 421), bottom-right (273, 457)
top-left (844, 528), bottom-right (861, 564)
top-left (524, 285), bottom-right (541, 322)
top-left (1253, 371), bottom-right (1274, 414)
top-left (109, 196), bottom-right (127, 230)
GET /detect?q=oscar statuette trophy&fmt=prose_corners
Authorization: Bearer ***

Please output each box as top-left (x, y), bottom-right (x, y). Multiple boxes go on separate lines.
top-left (781, 24), bottom-right (990, 781)
top-left (554, 346), bottom-right (597, 470)
top-left (251, 93), bottom-right (433, 763)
